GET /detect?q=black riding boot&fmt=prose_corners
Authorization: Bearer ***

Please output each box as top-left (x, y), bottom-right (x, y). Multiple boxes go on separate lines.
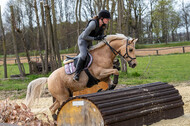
top-left (73, 58), bottom-right (85, 81)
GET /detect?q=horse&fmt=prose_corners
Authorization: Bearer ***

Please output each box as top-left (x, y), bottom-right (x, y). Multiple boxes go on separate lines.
top-left (25, 34), bottom-right (138, 118)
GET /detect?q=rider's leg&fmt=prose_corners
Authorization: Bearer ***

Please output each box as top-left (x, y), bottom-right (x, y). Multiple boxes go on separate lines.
top-left (73, 57), bottom-right (85, 81)
top-left (73, 39), bottom-right (88, 81)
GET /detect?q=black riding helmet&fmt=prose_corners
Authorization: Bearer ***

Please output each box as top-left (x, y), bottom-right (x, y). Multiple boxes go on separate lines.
top-left (98, 10), bottom-right (111, 19)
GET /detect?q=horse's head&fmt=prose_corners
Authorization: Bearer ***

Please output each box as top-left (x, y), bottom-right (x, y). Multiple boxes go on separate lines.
top-left (91, 34), bottom-right (137, 68)
top-left (118, 37), bottom-right (138, 68)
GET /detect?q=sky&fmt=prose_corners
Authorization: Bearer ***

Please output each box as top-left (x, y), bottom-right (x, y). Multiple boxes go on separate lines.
top-left (0, 0), bottom-right (189, 21)
top-left (0, 0), bottom-right (190, 14)
top-left (0, 0), bottom-right (8, 14)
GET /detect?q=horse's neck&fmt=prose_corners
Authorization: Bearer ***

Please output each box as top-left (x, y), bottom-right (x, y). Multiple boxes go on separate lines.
top-left (90, 40), bottom-right (122, 65)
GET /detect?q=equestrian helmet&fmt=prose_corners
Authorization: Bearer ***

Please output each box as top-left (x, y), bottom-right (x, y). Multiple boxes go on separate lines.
top-left (98, 10), bottom-right (111, 19)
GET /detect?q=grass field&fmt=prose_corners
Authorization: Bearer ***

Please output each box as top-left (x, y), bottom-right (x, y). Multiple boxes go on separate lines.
top-left (0, 53), bottom-right (190, 91)
top-left (120, 52), bottom-right (190, 85)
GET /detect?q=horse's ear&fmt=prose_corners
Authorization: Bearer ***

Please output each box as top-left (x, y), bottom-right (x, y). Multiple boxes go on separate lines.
top-left (133, 38), bottom-right (138, 44)
top-left (129, 38), bottom-right (138, 44)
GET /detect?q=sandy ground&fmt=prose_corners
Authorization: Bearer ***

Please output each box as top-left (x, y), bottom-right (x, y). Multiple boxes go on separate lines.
top-left (151, 85), bottom-right (190, 126)
top-left (6, 82), bottom-right (190, 126)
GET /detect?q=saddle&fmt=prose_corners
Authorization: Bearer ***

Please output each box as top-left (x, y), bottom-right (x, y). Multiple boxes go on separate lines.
top-left (64, 53), bottom-right (100, 88)
top-left (63, 53), bottom-right (93, 75)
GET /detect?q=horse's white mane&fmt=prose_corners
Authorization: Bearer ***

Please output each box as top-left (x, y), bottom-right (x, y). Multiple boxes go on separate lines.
top-left (89, 33), bottom-right (132, 51)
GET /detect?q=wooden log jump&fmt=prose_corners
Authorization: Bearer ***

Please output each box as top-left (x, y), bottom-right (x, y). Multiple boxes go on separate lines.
top-left (57, 82), bottom-right (184, 126)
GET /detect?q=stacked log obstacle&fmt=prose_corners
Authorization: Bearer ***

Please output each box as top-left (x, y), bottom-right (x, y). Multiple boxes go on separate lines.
top-left (57, 82), bottom-right (184, 126)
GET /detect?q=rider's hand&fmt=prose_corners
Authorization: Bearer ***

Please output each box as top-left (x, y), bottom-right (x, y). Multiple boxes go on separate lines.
top-left (94, 35), bottom-right (106, 40)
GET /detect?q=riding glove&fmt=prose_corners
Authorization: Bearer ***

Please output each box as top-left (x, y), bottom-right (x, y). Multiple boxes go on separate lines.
top-left (94, 35), bottom-right (105, 40)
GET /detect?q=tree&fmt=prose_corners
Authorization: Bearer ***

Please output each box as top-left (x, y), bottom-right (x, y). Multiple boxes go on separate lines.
top-left (152, 0), bottom-right (175, 43)
top-left (45, 4), bottom-right (57, 71)
top-left (0, 6), bottom-right (8, 78)
top-left (10, 6), bottom-right (25, 77)
top-left (51, 0), bottom-right (62, 68)
top-left (118, 0), bottom-right (127, 72)
top-left (181, 0), bottom-right (190, 41)
top-left (57, 0), bottom-right (63, 23)
top-left (169, 11), bottom-right (180, 42)
top-left (147, 0), bottom-right (158, 44)
top-left (40, 2), bottom-right (49, 74)
top-left (109, 0), bottom-right (116, 34)
top-left (34, 0), bottom-right (45, 73)
top-left (24, 0), bottom-right (35, 49)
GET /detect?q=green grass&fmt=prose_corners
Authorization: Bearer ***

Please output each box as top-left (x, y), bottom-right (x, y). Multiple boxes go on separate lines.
top-left (119, 53), bottom-right (190, 85)
top-left (0, 74), bottom-right (50, 91)
top-left (0, 63), bottom-right (50, 91)
top-left (0, 63), bottom-right (29, 78)
top-left (136, 41), bottom-right (190, 49)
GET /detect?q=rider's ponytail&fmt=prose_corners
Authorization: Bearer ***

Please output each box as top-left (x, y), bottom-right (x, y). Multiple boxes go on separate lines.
top-left (92, 16), bottom-right (99, 20)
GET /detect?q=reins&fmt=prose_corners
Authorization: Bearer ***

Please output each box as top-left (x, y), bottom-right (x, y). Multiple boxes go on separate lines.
top-left (102, 39), bottom-right (136, 64)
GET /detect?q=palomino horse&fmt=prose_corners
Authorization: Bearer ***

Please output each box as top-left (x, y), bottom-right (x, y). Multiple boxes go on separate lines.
top-left (25, 34), bottom-right (138, 118)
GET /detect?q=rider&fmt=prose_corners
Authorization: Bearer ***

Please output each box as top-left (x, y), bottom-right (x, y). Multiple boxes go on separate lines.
top-left (73, 10), bottom-right (111, 81)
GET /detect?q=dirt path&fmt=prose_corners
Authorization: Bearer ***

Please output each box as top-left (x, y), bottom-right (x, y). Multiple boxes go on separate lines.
top-left (5, 82), bottom-right (189, 125)
top-left (135, 46), bottom-right (190, 56)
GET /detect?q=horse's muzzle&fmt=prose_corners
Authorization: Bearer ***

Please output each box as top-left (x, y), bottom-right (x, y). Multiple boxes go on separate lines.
top-left (129, 62), bottom-right (137, 68)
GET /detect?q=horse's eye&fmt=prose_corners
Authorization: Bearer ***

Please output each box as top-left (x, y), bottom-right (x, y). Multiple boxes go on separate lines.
top-left (129, 49), bottom-right (133, 52)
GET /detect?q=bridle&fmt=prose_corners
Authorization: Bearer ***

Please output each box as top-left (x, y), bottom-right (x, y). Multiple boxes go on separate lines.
top-left (103, 39), bottom-right (136, 64)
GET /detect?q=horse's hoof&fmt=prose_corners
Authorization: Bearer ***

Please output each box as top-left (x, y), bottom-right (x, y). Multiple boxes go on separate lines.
top-left (52, 114), bottom-right (57, 121)
top-left (108, 84), bottom-right (117, 90)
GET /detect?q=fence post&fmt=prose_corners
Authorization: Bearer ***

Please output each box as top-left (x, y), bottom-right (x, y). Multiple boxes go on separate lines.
top-left (156, 50), bottom-right (159, 55)
top-left (183, 47), bottom-right (185, 53)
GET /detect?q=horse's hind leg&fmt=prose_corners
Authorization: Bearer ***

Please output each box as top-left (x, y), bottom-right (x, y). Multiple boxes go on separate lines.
top-left (50, 100), bottom-right (60, 120)
top-left (49, 99), bottom-right (58, 110)
top-left (49, 88), bottom-right (70, 120)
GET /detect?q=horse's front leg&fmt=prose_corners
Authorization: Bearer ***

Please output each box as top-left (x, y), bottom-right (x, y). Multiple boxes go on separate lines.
top-left (99, 68), bottom-right (119, 79)
top-left (104, 76), bottom-right (119, 90)
top-left (97, 69), bottom-right (119, 90)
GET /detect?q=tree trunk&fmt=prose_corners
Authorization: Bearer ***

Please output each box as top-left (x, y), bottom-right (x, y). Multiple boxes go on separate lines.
top-left (182, 0), bottom-right (190, 41)
top-left (149, 0), bottom-right (154, 43)
top-left (45, 4), bottom-right (57, 71)
top-left (102, 0), bottom-right (106, 10)
top-left (118, 0), bottom-right (127, 72)
top-left (51, 0), bottom-right (62, 68)
top-left (127, 0), bottom-right (132, 36)
top-left (79, 0), bottom-right (82, 32)
top-left (40, 2), bottom-right (49, 74)
top-left (185, 19), bottom-right (190, 41)
top-left (109, 0), bottom-right (116, 34)
top-left (106, 0), bottom-right (109, 10)
top-left (17, 29), bottom-right (32, 74)
top-left (58, 0), bottom-right (63, 22)
top-left (74, 0), bottom-right (80, 53)
top-left (0, 6), bottom-right (7, 78)
top-left (172, 30), bottom-right (175, 42)
top-left (34, 0), bottom-right (45, 73)
top-left (75, 0), bottom-right (79, 36)
top-left (10, 6), bottom-right (25, 77)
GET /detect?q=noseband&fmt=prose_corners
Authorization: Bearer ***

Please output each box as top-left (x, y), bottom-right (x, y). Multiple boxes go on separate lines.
top-left (103, 39), bottom-right (136, 64)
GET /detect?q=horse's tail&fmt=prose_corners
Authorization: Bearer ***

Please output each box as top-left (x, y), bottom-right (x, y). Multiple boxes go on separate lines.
top-left (25, 77), bottom-right (48, 107)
